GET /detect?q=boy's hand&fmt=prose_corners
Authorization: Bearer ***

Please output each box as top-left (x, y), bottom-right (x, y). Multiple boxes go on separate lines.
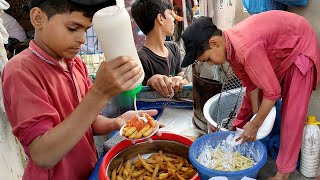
top-left (115, 109), bottom-right (164, 143)
top-left (147, 74), bottom-right (174, 98)
top-left (170, 76), bottom-right (186, 93)
top-left (115, 109), bottom-right (158, 129)
top-left (236, 121), bottom-right (260, 143)
top-left (92, 56), bottom-right (142, 100)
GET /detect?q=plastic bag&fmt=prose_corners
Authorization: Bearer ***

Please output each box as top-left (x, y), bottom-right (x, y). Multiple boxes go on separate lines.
top-left (274, 0), bottom-right (308, 7)
top-left (158, 107), bottom-right (204, 140)
top-left (242, 0), bottom-right (287, 15)
top-left (226, 128), bottom-right (244, 147)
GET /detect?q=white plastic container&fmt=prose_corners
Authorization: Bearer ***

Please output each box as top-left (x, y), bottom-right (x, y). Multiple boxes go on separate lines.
top-left (250, 106), bottom-right (276, 140)
top-left (92, 6), bottom-right (144, 92)
top-left (226, 107), bottom-right (276, 147)
top-left (316, 155), bottom-right (320, 180)
top-left (300, 116), bottom-right (320, 178)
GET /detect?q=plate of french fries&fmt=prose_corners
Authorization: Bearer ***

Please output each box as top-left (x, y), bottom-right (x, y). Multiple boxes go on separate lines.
top-left (120, 113), bottom-right (159, 140)
top-left (110, 150), bottom-right (197, 180)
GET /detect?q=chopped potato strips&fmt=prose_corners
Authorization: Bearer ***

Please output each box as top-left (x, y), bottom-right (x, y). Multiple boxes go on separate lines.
top-left (197, 147), bottom-right (255, 171)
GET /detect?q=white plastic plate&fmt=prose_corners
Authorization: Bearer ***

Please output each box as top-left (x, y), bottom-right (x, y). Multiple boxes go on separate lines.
top-left (120, 121), bottom-right (159, 141)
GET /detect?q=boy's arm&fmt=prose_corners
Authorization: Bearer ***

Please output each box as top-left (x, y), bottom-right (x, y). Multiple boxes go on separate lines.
top-left (92, 115), bottom-right (119, 135)
top-left (237, 98), bottom-right (276, 143)
top-left (171, 43), bottom-right (187, 92)
top-left (28, 90), bottom-right (107, 168)
top-left (236, 42), bottom-right (279, 143)
top-left (138, 50), bottom-right (175, 97)
top-left (242, 41), bottom-right (281, 101)
top-left (28, 57), bottom-right (142, 168)
top-left (249, 88), bottom-right (260, 114)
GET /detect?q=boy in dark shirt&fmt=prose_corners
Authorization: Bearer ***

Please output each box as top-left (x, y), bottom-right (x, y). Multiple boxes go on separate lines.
top-left (131, 0), bottom-right (187, 98)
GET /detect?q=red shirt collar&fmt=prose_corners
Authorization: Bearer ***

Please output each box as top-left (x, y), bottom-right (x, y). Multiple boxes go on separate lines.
top-left (224, 31), bottom-right (233, 62)
top-left (28, 40), bottom-right (75, 71)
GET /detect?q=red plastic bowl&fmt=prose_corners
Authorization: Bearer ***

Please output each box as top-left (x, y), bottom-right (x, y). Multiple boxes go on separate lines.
top-left (98, 132), bottom-right (200, 180)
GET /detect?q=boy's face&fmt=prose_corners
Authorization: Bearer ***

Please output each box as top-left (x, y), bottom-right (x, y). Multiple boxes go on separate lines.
top-left (31, 9), bottom-right (91, 60)
top-left (196, 36), bottom-right (227, 65)
top-left (160, 9), bottom-right (175, 36)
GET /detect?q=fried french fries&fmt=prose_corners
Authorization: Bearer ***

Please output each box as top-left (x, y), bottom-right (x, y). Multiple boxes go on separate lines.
top-left (125, 160), bottom-right (131, 174)
top-left (110, 151), bottom-right (197, 180)
top-left (143, 127), bottom-right (154, 137)
top-left (158, 173), bottom-right (168, 179)
top-left (121, 114), bottom-right (157, 139)
top-left (129, 130), bottom-right (138, 139)
top-left (112, 169), bottom-right (117, 180)
top-left (139, 124), bottom-right (151, 134)
top-left (134, 132), bottom-right (143, 139)
top-left (152, 164), bottom-right (160, 178)
top-left (125, 127), bottom-right (137, 137)
top-left (138, 154), bottom-right (153, 173)
top-left (143, 113), bottom-right (156, 127)
top-left (117, 176), bottom-right (124, 180)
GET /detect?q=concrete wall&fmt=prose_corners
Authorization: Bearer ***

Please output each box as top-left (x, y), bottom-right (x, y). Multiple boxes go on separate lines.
top-left (233, 0), bottom-right (250, 24)
top-left (0, 111), bottom-right (26, 180)
top-left (212, 0), bottom-right (237, 30)
top-left (0, 44), bottom-right (26, 179)
top-left (202, 0), bottom-right (249, 30)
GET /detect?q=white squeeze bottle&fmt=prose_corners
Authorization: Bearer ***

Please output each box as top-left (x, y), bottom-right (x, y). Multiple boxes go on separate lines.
top-left (300, 116), bottom-right (320, 178)
top-left (92, 6), bottom-right (144, 97)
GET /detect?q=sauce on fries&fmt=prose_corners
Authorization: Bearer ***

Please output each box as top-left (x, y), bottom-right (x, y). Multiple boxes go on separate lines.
top-left (122, 113), bottom-right (157, 139)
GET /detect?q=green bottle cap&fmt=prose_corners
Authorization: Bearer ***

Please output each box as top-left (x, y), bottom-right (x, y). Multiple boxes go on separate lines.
top-left (123, 84), bottom-right (142, 98)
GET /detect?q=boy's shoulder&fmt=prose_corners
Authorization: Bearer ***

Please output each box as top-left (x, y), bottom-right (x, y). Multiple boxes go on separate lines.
top-left (4, 48), bottom-right (35, 73)
top-left (4, 48), bottom-right (86, 78)
top-left (165, 41), bottom-right (179, 51)
top-left (165, 41), bottom-right (180, 57)
top-left (137, 41), bottom-right (180, 61)
top-left (138, 41), bottom-right (179, 54)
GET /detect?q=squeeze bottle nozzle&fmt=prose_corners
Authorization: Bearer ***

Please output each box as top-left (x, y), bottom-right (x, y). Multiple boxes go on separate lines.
top-left (123, 84), bottom-right (143, 99)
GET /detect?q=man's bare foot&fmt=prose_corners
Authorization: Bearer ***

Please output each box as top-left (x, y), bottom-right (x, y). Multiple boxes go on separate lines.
top-left (268, 172), bottom-right (290, 180)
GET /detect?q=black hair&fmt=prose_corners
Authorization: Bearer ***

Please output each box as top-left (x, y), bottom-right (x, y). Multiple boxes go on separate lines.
top-left (131, 0), bottom-right (173, 35)
top-left (195, 29), bottom-right (222, 59)
top-left (35, 0), bottom-right (116, 19)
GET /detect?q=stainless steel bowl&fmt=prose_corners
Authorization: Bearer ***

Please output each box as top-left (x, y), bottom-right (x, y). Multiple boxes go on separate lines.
top-left (106, 140), bottom-right (190, 177)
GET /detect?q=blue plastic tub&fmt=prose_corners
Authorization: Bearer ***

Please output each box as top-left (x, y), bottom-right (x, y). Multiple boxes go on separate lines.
top-left (189, 131), bottom-right (267, 180)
